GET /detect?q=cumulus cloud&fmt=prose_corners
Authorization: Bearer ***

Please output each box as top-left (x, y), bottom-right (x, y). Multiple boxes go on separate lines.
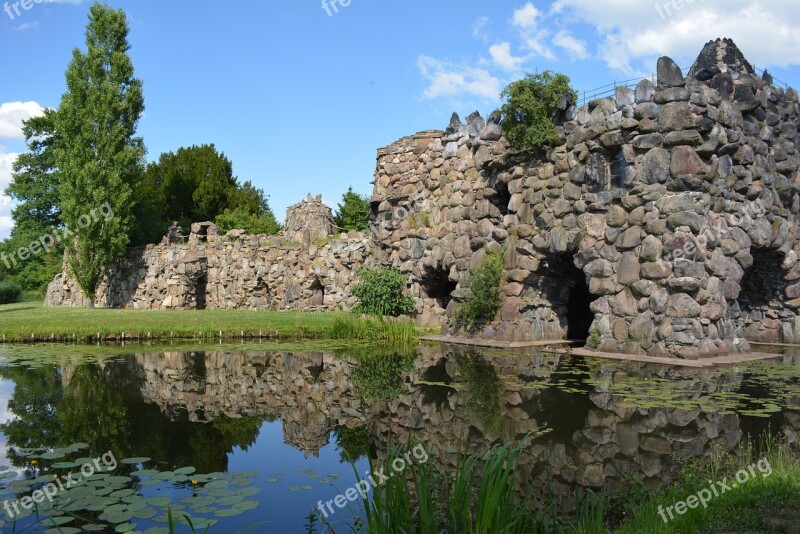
top-left (0, 101), bottom-right (44, 140)
top-left (553, 0), bottom-right (800, 74)
top-left (553, 30), bottom-right (588, 60)
top-left (0, 151), bottom-right (18, 241)
top-left (512, 2), bottom-right (555, 60)
top-left (472, 16), bottom-right (490, 42)
top-left (489, 42), bottom-right (526, 72)
top-left (417, 56), bottom-right (501, 100)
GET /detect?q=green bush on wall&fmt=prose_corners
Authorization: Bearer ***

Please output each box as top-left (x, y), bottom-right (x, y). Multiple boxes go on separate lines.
top-left (352, 266), bottom-right (416, 317)
top-left (0, 281), bottom-right (22, 305)
top-left (500, 71), bottom-right (577, 155)
top-left (456, 250), bottom-right (504, 331)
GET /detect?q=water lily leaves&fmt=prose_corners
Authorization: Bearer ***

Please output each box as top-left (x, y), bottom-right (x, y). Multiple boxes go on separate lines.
top-left (146, 496), bottom-right (171, 507)
top-left (174, 466), bottom-right (196, 476)
top-left (115, 522), bottom-right (137, 533)
top-left (131, 469), bottom-right (159, 477)
top-left (121, 457), bottom-right (151, 465)
top-left (80, 524), bottom-right (107, 531)
top-left (233, 500), bottom-right (259, 511)
top-left (51, 461), bottom-right (80, 469)
top-left (40, 451), bottom-right (66, 460)
top-left (204, 479), bottom-right (228, 489)
top-left (41, 516), bottom-right (74, 526)
top-left (44, 528), bottom-right (81, 534)
top-left (213, 508), bottom-right (244, 517)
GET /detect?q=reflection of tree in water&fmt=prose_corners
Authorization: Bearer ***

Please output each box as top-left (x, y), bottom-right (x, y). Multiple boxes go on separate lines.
top-left (334, 425), bottom-right (370, 463)
top-left (455, 352), bottom-right (503, 436)
top-left (0, 365), bottom-right (64, 465)
top-left (351, 349), bottom-right (415, 402)
top-left (0, 362), bottom-right (266, 473)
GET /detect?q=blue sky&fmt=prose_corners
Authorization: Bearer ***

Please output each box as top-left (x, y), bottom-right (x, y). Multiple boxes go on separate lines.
top-left (2, 0), bottom-right (800, 240)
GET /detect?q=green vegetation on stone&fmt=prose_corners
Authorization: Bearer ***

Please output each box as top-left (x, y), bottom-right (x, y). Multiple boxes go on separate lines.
top-left (352, 266), bottom-right (416, 317)
top-left (500, 71), bottom-right (576, 154)
top-left (455, 250), bottom-right (504, 331)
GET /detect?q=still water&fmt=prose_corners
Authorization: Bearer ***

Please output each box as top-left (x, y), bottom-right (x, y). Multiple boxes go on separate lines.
top-left (0, 342), bottom-right (796, 532)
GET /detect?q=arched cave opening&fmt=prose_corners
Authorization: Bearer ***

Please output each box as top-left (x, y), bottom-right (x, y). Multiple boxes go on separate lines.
top-left (310, 278), bottom-right (325, 307)
top-left (421, 267), bottom-right (457, 309)
top-left (542, 254), bottom-right (597, 342)
top-left (739, 249), bottom-right (786, 311)
top-left (488, 180), bottom-right (512, 216)
top-left (567, 275), bottom-right (596, 341)
top-left (196, 274), bottom-right (208, 310)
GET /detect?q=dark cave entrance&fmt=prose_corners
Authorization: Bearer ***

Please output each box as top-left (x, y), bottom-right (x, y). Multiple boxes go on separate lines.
top-left (196, 274), bottom-right (208, 310)
top-left (739, 249), bottom-right (785, 311)
top-left (310, 278), bottom-right (325, 307)
top-left (566, 275), bottom-right (595, 341)
top-left (543, 254), bottom-right (597, 342)
top-left (422, 267), bottom-right (457, 309)
top-left (488, 179), bottom-right (512, 216)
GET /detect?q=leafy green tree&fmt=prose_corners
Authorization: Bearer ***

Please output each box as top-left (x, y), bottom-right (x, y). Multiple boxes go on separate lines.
top-left (144, 144), bottom-right (236, 224)
top-left (6, 109), bottom-right (62, 233)
top-left (334, 186), bottom-right (371, 231)
top-left (352, 266), bottom-right (415, 317)
top-left (1, 109), bottom-right (66, 289)
top-left (215, 206), bottom-right (281, 235)
top-left (500, 71), bottom-right (576, 154)
top-left (54, 3), bottom-right (145, 306)
top-left (215, 180), bottom-right (282, 235)
top-left (456, 250), bottom-right (504, 330)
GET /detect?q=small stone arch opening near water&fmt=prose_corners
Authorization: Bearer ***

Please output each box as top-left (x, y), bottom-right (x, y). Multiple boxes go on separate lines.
top-left (309, 278), bottom-right (325, 307)
top-left (421, 266), bottom-right (457, 310)
top-left (539, 254), bottom-right (598, 342)
top-left (736, 249), bottom-right (790, 343)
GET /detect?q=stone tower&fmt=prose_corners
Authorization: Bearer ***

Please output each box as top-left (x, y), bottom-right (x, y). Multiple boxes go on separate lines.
top-left (284, 194), bottom-right (337, 244)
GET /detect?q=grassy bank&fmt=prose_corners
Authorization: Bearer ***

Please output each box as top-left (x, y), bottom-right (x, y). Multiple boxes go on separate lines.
top-left (0, 302), bottom-right (424, 343)
top-left (320, 435), bottom-right (800, 533)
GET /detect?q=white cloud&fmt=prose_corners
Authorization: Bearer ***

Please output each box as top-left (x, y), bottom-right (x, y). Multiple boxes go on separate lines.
top-left (0, 101), bottom-right (44, 140)
top-left (472, 16), bottom-right (490, 42)
top-left (489, 42), bottom-right (526, 72)
top-left (553, 0), bottom-right (800, 74)
top-left (13, 22), bottom-right (40, 32)
top-left (510, 2), bottom-right (554, 60)
top-left (0, 151), bottom-right (18, 241)
top-left (417, 56), bottom-right (501, 100)
top-left (553, 30), bottom-right (588, 60)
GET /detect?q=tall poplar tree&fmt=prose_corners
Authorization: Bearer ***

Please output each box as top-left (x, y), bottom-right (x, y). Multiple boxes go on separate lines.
top-left (54, 3), bottom-right (145, 306)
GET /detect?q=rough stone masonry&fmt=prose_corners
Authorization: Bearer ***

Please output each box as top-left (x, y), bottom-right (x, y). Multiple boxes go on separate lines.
top-left (46, 39), bottom-right (800, 358)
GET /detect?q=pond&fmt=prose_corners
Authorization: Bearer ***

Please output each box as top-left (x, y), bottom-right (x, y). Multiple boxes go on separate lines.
top-left (0, 342), bottom-right (797, 532)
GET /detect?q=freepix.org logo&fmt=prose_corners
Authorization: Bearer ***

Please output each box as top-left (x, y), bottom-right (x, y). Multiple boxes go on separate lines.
top-left (4, 0), bottom-right (46, 21)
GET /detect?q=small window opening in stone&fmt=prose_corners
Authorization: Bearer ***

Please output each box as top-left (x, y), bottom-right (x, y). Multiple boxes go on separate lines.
top-left (422, 267), bottom-right (457, 309)
top-left (196, 274), bottom-right (208, 310)
top-left (310, 278), bottom-right (325, 306)
top-left (370, 201), bottom-right (380, 221)
top-left (610, 152), bottom-right (628, 190)
top-left (489, 182), bottom-right (512, 216)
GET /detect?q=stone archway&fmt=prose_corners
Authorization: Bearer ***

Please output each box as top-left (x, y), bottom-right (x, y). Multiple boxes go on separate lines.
top-left (540, 254), bottom-right (598, 342)
top-left (736, 249), bottom-right (789, 343)
top-left (310, 278), bottom-right (325, 307)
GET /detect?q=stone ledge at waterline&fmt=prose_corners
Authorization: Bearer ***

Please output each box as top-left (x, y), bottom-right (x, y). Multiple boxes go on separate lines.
top-left (45, 39), bottom-right (800, 359)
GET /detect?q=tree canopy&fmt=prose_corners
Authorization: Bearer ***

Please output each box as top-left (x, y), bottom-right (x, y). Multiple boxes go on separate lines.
top-left (54, 3), bottom-right (145, 305)
top-left (334, 186), bottom-right (371, 231)
top-left (500, 71), bottom-right (576, 154)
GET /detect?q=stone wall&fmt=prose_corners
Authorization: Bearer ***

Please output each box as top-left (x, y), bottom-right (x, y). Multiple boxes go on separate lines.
top-left (45, 38), bottom-right (800, 358)
top-left (370, 39), bottom-right (800, 357)
top-left (45, 197), bottom-right (370, 311)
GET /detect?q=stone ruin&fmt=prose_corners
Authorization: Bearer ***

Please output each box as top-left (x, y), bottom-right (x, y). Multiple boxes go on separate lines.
top-left (45, 195), bottom-right (369, 311)
top-left (45, 39), bottom-right (800, 359)
top-left (284, 194), bottom-right (337, 244)
top-left (371, 38), bottom-right (800, 358)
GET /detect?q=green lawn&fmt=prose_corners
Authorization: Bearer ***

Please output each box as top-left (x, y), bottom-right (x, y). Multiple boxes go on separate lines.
top-left (0, 302), bottom-right (346, 342)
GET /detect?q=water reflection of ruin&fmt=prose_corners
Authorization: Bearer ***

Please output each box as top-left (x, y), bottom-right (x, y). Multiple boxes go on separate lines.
top-left (76, 346), bottom-right (800, 505)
